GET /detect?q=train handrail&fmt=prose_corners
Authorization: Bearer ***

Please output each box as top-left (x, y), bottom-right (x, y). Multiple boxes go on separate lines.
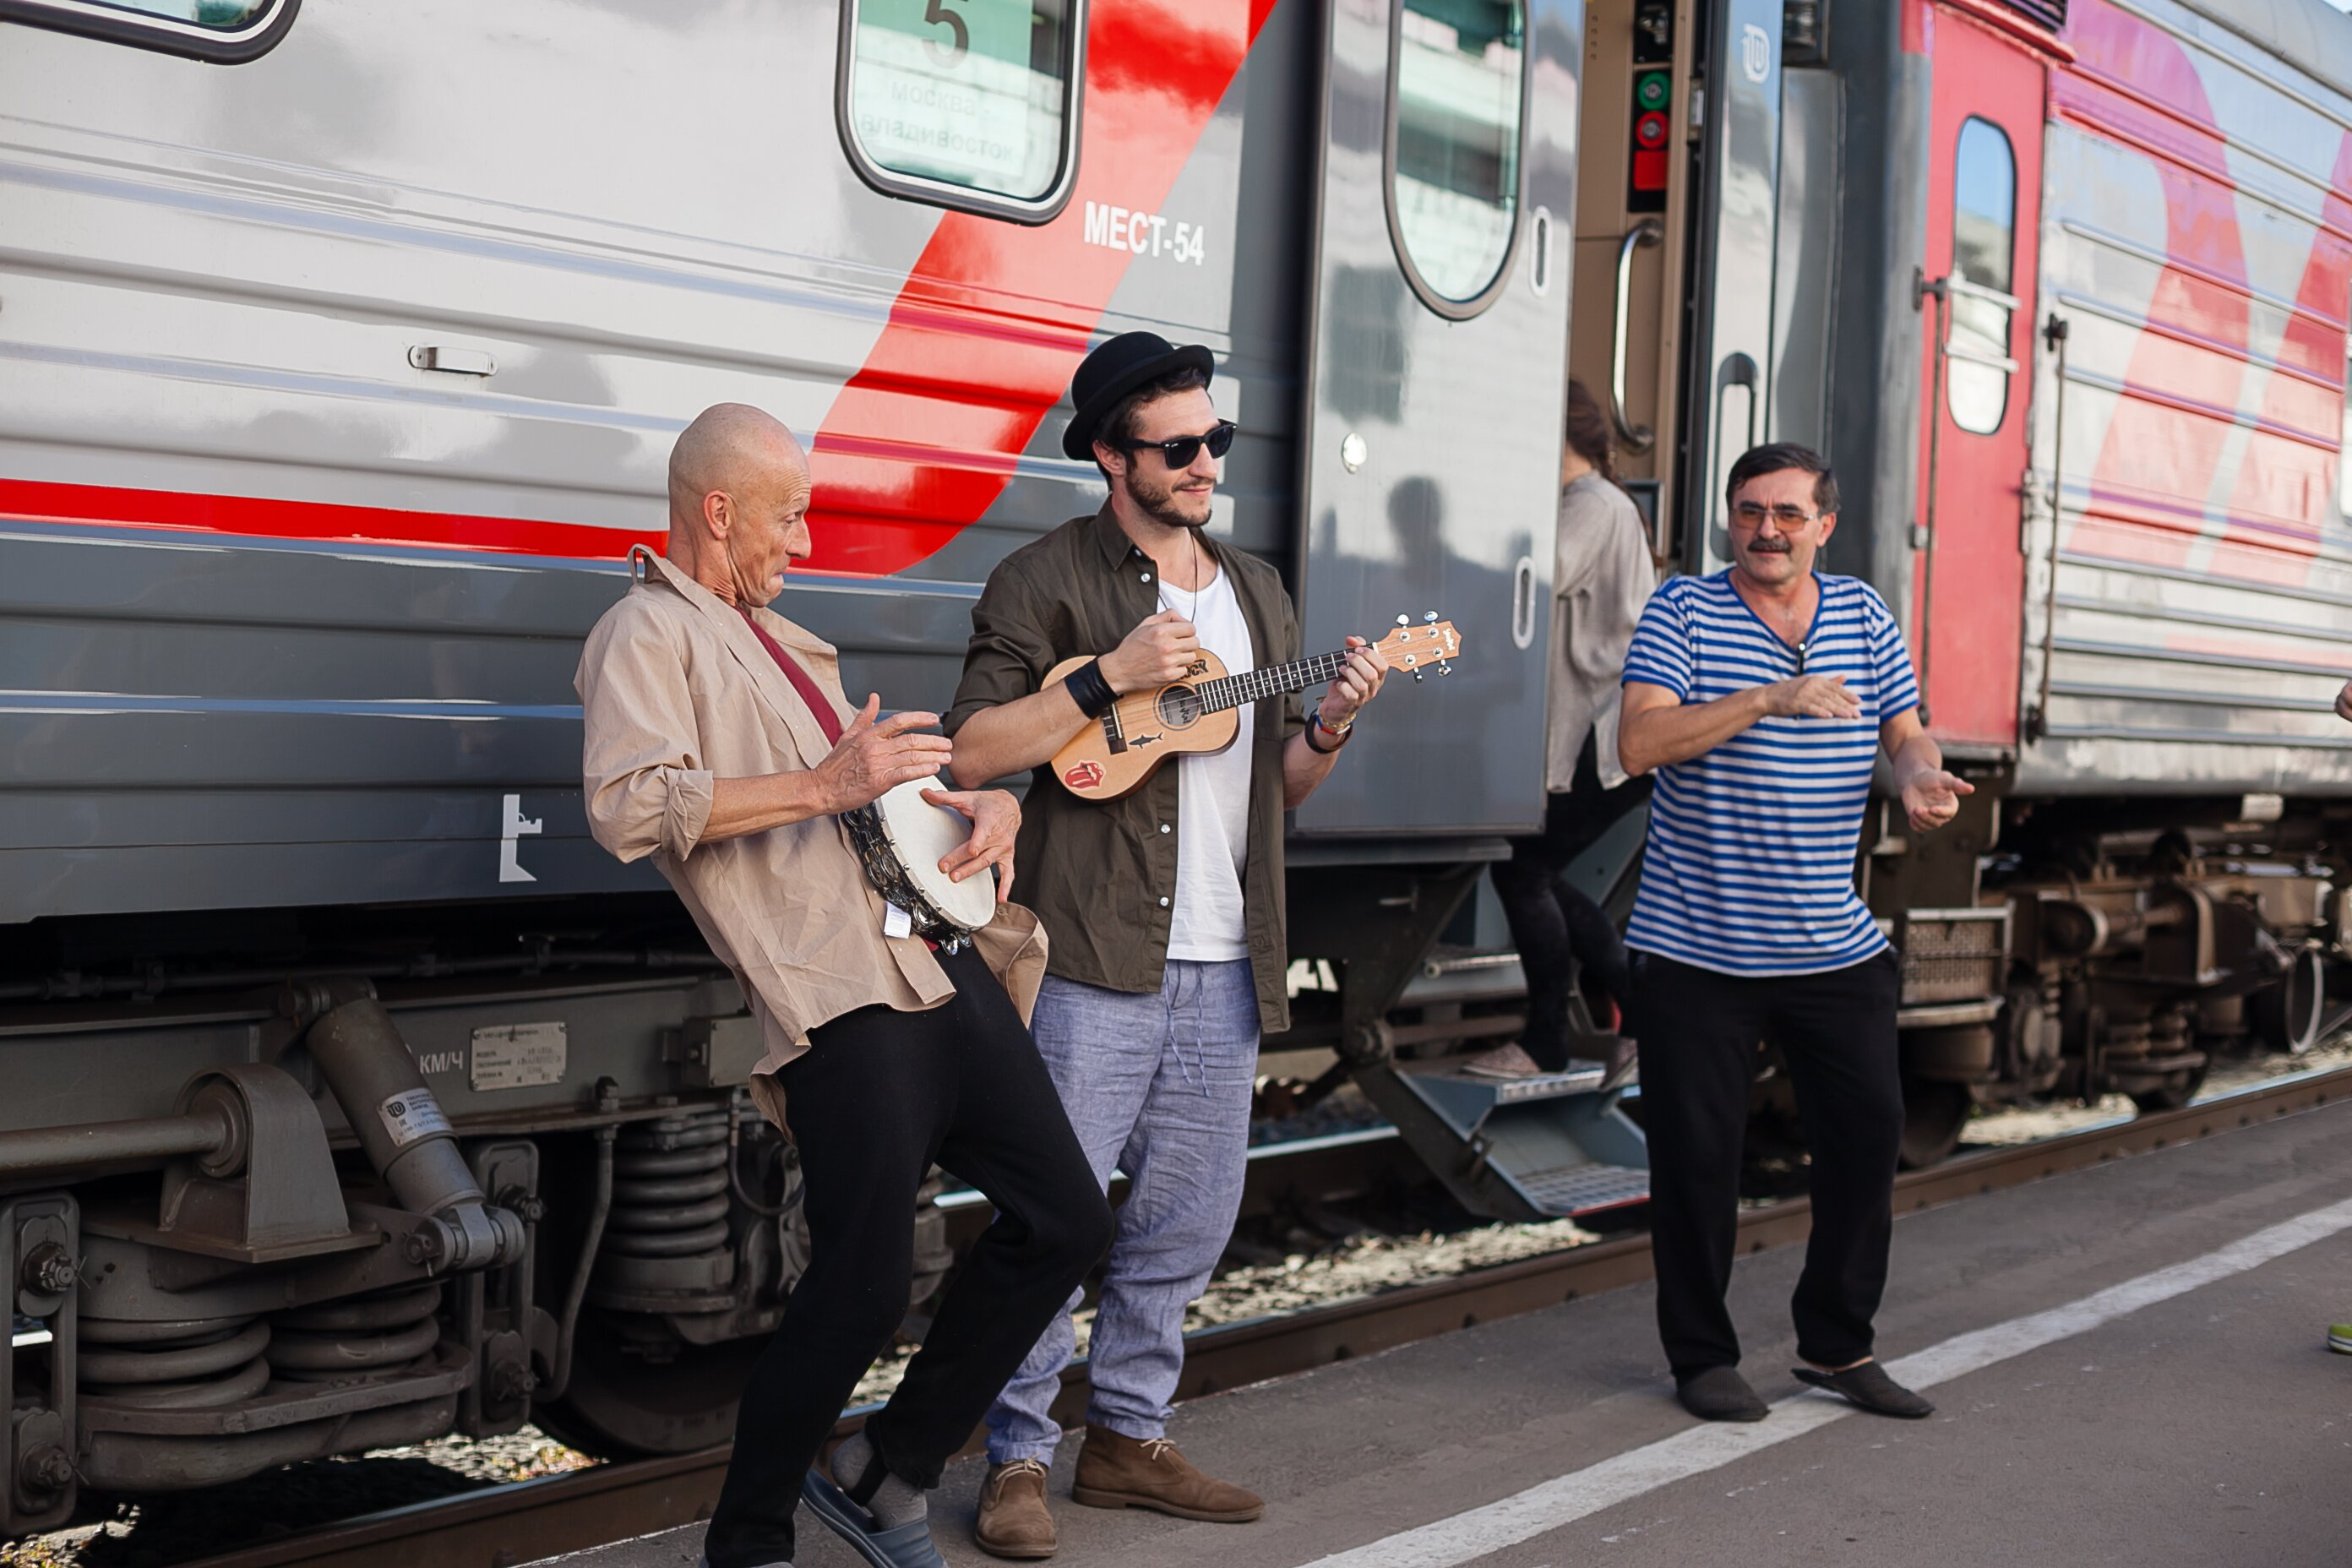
top-left (1610, 218), bottom-right (1664, 454)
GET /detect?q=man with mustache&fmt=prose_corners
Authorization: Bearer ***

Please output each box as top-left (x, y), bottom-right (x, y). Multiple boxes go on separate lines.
top-left (944, 333), bottom-right (1388, 1559)
top-left (1617, 443), bottom-right (1969, 1425)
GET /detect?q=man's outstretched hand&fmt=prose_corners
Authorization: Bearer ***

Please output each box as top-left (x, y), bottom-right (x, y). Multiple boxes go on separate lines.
top-left (1902, 767), bottom-right (1974, 834)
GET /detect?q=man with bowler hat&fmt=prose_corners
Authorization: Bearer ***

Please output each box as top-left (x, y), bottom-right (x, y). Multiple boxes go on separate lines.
top-left (943, 333), bottom-right (1390, 1558)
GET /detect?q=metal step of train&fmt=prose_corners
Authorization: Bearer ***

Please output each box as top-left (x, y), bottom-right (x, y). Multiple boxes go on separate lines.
top-left (1350, 1044), bottom-right (1649, 1223)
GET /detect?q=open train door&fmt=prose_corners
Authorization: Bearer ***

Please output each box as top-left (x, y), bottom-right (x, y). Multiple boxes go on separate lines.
top-left (1910, 3), bottom-right (2052, 744)
top-left (1291, 0), bottom-right (1582, 836)
top-left (1679, 0), bottom-right (1785, 575)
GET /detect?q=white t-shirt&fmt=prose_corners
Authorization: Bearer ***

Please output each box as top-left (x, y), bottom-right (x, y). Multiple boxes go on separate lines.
top-left (1162, 562), bottom-right (1255, 961)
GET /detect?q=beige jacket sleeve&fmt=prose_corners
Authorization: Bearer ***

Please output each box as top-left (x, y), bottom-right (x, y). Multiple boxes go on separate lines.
top-left (577, 601), bottom-right (717, 863)
top-left (1583, 502), bottom-right (1658, 792)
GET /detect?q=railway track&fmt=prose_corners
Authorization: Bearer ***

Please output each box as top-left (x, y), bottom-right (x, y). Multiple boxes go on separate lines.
top-left (155, 1062), bottom-right (2352, 1568)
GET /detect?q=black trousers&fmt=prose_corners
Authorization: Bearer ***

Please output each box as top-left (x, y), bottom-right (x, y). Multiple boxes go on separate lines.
top-left (1489, 733), bottom-right (1650, 1070)
top-left (702, 947), bottom-right (1113, 1568)
top-left (1630, 948), bottom-right (1903, 1377)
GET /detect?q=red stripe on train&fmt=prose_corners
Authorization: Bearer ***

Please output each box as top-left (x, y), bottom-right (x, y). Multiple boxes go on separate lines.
top-left (0, 477), bottom-right (662, 561)
top-left (801, 0), bottom-right (1280, 575)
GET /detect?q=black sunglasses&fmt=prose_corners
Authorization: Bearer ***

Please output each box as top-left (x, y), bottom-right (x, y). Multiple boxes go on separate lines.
top-left (1116, 420), bottom-right (1237, 469)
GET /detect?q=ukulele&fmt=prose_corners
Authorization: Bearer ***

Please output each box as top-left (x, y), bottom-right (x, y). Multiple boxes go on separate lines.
top-left (1048, 616), bottom-right (1463, 800)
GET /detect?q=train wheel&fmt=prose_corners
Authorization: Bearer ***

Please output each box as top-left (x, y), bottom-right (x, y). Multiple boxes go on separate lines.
top-left (2251, 947), bottom-right (2327, 1056)
top-left (2128, 1062), bottom-right (2208, 1115)
top-left (534, 1314), bottom-right (765, 1457)
top-left (1897, 1077), bottom-right (1970, 1169)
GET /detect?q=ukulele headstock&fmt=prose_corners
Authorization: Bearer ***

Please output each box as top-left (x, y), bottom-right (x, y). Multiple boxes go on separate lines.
top-left (1375, 612), bottom-right (1462, 682)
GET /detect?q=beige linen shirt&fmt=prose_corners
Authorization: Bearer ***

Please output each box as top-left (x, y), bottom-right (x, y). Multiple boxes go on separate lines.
top-left (1547, 473), bottom-right (1659, 793)
top-left (576, 547), bottom-right (1048, 1130)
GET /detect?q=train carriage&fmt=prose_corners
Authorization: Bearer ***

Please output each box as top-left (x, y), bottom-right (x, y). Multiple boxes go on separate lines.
top-left (3, 0), bottom-right (2350, 1526)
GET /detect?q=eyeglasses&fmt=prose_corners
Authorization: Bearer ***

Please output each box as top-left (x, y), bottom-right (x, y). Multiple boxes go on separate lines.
top-left (1731, 501), bottom-right (1821, 528)
top-left (1117, 420), bottom-right (1238, 469)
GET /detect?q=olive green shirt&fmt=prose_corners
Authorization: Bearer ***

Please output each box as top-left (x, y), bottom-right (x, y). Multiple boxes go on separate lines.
top-left (945, 504), bottom-right (1304, 1035)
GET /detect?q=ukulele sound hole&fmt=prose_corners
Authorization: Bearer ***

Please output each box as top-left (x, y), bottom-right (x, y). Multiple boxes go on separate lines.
top-left (1156, 684), bottom-right (1203, 728)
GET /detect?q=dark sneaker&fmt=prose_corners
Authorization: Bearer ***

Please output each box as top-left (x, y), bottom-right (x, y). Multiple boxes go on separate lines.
top-left (1793, 1360), bottom-right (1935, 1418)
top-left (1598, 1036), bottom-right (1639, 1093)
top-left (801, 1467), bottom-right (945, 1568)
top-left (1674, 1365), bottom-right (1768, 1422)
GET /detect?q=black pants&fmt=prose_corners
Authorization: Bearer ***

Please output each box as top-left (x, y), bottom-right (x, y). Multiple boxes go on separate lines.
top-left (1489, 733), bottom-right (1650, 1070)
top-left (1630, 948), bottom-right (1903, 1377)
top-left (703, 947), bottom-right (1113, 1568)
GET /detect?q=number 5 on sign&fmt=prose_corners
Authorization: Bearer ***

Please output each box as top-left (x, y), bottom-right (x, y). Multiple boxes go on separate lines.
top-left (923, 0), bottom-right (966, 63)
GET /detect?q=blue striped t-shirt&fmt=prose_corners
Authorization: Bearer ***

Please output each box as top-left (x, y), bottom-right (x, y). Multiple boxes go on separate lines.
top-left (1620, 571), bottom-right (1919, 977)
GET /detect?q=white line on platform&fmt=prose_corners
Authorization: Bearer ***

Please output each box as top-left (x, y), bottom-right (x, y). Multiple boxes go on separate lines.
top-left (1294, 1195), bottom-right (2352, 1568)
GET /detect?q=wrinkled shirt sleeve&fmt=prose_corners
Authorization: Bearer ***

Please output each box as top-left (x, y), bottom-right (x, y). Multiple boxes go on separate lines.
top-left (577, 606), bottom-right (716, 863)
top-left (945, 570), bottom-right (1055, 738)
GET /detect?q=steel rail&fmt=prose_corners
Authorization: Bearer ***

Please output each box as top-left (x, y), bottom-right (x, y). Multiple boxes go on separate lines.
top-left (169, 1063), bottom-right (2352, 1568)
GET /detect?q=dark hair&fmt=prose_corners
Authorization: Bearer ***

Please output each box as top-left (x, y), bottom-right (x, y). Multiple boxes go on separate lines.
top-left (1095, 367), bottom-right (1212, 480)
top-left (1563, 377), bottom-right (1616, 483)
top-left (1725, 442), bottom-right (1840, 515)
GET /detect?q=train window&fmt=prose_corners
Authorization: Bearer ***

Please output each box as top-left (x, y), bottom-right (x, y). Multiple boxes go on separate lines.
top-left (1386, 0), bottom-right (1528, 318)
top-left (1947, 116), bottom-right (2017, 436)
top-left (0, 0), bottom-right (299, 61)
top-left (837, 0), bottom-right (1085, 223)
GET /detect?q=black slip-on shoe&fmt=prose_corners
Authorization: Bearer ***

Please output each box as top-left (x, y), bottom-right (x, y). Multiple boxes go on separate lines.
top-left (1674, 1365), bottom-right (1768, 1422)
top-left (1793, 1361), bottom-right (1935, 1418)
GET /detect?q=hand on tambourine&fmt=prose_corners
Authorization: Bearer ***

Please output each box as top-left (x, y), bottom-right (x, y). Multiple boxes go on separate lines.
top-left (815, 694), bottom-right (953, 813)
top-left (926, 787), bottom-right (1021, 902)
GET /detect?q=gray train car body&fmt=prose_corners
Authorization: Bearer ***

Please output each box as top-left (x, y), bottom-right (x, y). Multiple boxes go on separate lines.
top-left (0, 0), bottom-right (1586, 1522)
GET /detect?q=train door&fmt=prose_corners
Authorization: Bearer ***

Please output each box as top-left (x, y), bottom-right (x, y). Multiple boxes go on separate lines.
top-left (1291, 0), bottom-right (1583, 835)
top-left (1680, 0), bottom-right (1786, 574)
top-left (1912, 7), bottom-right (2045, 744)
top-left (1566, 0), bottom-right (1693, 561)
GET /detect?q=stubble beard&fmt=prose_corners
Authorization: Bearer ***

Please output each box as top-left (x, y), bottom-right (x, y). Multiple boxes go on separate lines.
top-left (1124, 466), bottom-right (1214, 531)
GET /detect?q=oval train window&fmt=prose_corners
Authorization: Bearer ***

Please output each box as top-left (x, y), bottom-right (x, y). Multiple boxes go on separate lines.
top-left (0, 0), bottom-right (301, 61)
top-left (838, 0), bottom-right (1086, 222)
top-left (1947, 116), bottom-right (2017, 436)
top-left (1387, 0), bottom-right (1528, 316)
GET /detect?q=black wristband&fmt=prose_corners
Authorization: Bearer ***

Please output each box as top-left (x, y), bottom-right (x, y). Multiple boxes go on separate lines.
top-left (1305, 710), bottom-right (1353, 754)
top-left (1064, 658), bottom-right (1118, 720)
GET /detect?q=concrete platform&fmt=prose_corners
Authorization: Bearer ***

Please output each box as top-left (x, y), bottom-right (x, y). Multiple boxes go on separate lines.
top-left (547, 1093), bottom-right (2352, 1568)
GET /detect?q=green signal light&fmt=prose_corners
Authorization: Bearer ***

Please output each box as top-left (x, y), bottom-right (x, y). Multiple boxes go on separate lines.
top-left (1636, 72), bottom-right (1670, 110)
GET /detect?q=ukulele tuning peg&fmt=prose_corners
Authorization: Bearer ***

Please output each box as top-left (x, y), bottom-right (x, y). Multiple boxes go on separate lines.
top-left (1396, 613), bottom-right (1410, 627)
top-left (1438, 660), bottom-right (1454, 677)
top-left (1424, 612), bottom-right (1438, 623)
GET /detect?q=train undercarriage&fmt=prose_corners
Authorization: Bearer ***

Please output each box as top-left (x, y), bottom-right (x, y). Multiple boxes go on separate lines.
top-left (1862, 791), bottom-right (2344, 1167)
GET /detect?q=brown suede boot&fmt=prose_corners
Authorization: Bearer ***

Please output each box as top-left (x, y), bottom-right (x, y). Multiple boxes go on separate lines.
top-left (974, 1458), bottom-right (1058, 1560)
top-left (1070, 1425), bottom-right (1264, 1522)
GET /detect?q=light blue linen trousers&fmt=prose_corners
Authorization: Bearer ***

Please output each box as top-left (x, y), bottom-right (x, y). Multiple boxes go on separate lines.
top-left (983, 959), bottom-right (1259, 1461)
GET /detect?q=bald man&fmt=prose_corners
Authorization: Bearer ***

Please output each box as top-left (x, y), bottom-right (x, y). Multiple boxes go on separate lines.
top-left (577, 405), bottom-right (1113, 1568)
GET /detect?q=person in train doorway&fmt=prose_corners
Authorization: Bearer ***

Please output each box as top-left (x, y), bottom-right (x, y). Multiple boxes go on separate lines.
top-left (576, 404), bottom-right (1115, 1568)
top-left (1463, 378), bottom-right (1658, 1087)
top-left (943, 331), bottom-right (1391, 1560)
top-left (1615, 442), bottom-right (1972, 1424)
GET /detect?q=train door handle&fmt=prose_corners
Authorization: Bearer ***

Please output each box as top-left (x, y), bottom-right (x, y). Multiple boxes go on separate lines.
top-left (1610, 219), bottom-right (1664, 453)
top-left (1705, 353), bottom-right (1761, 569)
top-left (1511, 556), bottom-right (1538, 650)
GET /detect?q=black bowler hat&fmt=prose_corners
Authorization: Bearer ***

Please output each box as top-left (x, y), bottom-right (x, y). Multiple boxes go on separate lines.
top-left (1062, 331), bottom-right (1216, 460)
